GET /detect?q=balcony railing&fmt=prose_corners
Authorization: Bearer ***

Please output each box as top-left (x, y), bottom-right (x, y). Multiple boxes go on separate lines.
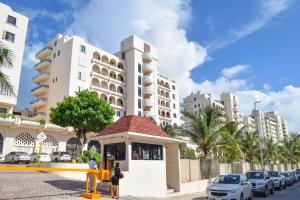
top-left (36, 47), bottom-right (53, 60)
top-left (30, 97), bottom-right (48, 105)
top-left (34, 59), bottom-right (51, 71)
top-left (31, 85), bottom-right (49, 96)
top-left (142, 52), bottom-right (152, 63)
top-left (32, 72), bottom-right (50, 83)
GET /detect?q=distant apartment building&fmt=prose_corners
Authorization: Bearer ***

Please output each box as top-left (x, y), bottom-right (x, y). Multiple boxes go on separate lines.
top-left (242, 116), bottom-right (256, 132)
top-left (182, 92), bottom-right (247, 125)
top-left (253, 110), bottom-right (289, 142)
top-left (31, 34), bottom-right (181, 126)
top-left (0, 2), bottom-right (28, 114)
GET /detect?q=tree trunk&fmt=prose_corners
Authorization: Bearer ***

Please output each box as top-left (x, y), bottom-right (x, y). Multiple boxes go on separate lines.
top-left (74, 131), bottom-right (87, 161)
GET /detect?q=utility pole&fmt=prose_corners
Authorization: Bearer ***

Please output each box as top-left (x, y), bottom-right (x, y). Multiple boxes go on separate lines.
top-left (254, 101), bottom-right (265, 170)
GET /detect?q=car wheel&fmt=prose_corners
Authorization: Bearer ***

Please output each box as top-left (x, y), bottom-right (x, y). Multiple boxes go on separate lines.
top-left (263, 186), bottom-right (268, 197)
top-left (240, 193), bottom-right (243, 200)
top-left (279, 182), bottom-right (283, 191)
top-left (283, 181), bottom-right (287, 189)
top-left (55, 158), bottom-right (58, 162)
top-left (249, 192), bottom-right (253, 200)
top-left (270, 185), bottom-right (274, 194)
top-left (11, 158), bottom-right (15, 164)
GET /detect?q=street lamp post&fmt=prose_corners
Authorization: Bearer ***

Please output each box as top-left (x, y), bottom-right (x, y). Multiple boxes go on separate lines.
top-left (254, 101), bottom-right (265, 170)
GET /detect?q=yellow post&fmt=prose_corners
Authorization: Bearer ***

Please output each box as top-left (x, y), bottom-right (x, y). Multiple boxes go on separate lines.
top-left (85, 173), bottom-right (89, 193)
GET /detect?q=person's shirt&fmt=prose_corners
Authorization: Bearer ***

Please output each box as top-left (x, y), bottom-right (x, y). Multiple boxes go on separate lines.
top-left (114, 167), bottom-right (121, 178)
top-left (89, 160), bottom-right (98, 169)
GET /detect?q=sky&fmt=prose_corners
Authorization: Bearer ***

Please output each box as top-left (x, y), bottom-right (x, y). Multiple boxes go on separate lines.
top-left (2, 0), bottom-right (300, 132)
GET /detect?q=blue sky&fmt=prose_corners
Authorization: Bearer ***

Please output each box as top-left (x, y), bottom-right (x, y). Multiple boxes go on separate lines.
top-left (2, 0), bottom-right (300, 131)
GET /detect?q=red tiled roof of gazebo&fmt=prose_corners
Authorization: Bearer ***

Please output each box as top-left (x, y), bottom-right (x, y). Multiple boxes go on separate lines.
top-left (96, 115), bottom-right (170, 138)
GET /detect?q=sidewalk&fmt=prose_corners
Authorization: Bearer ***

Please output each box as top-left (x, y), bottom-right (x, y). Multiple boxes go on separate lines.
top-left (105, 192), bottom-right (206, 200)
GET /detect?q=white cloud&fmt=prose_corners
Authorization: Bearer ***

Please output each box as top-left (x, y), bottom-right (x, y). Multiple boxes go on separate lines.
top-left (66, 0), bottom-right (207, 100)
top-left (22, 43), bottom-right (43, 70)
top-left (19, 8), bottom-right (69, 22)
top-left (211, 0), bottom-right (292, 51)
top-left (221, 64), bottom-right (251, 78)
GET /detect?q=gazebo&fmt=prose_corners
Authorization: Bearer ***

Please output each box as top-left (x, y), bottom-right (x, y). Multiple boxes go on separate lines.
top-left (92, 115), bottom-right (184, 197)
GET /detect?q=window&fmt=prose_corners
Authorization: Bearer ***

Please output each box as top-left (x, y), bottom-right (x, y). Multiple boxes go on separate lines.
top-left (77, 86), bottom-right (82, 92)
top-left (53, 53), bottom-right (56, 59)
top-left (173, 94), bottom-right (175, 99)
top-left (138, 99), bottom-right (142, 109)
top-left (104, 142), bottom-right (126, 161)
top-left (121, 52), bottom-right (125, 59)
top-left (138, 111), bottom-right (142, 116)
top-left (132, 142), bottom-right (163, 160)
top-left (138, 75), bottom-right (141, 85)
top-left (80, 45), bottom-right (86, 53)
top-left (194, 97), bottom-right (196, 101)
top-left (173, 113), bottom-right (177, 118)
top-left (54, 40), bottom-right (57, 46)
top-left (58, 50), bottom-right (60, 56)
top-left (78, 72), bottom-right (86, 81)
top-left (0, 84), bottom-right (12, 96)
top-left (116, 111), bottom-right (121, 117)
top-left (0, 108), bottom-right (7, 114)
top-left (138, 63), bottom-right (142, 73)
top-left (174, 123), bottom-right (177, 128)
top-left (138, 87), bottom-right (141, 97)
top-left (173, 104), bottom-right (176, 109)
top-left (7, 15), bottom-right (17, 26)
top-left (172, 85), bottom-right (175, 90)
top-left (55, 77), bottom-right (58, 82)
top-left (194, 105), bottom-right (196, 108)
top-left (3, 31), bottom-right (15, 43)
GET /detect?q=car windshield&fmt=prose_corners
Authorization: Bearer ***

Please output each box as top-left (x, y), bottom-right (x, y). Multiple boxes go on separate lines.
top-left (213, 175), bottom-right (240, 184)
top-left (270, 172), bottom-right (280, 177)
top-left (247, 172), bottom-right (264, 179)
top-left (41, 153), bottom-right (48, 155)
top-left (282, 173), bottom-right (289, 177)
top-left (61, 152), bottom-right (70, 155)
top-left (16, 152), bottom-right (28, 155)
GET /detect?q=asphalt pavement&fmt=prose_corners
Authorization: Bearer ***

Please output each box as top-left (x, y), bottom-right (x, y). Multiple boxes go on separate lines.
top-left (254, 182), bottom-right (300, 200)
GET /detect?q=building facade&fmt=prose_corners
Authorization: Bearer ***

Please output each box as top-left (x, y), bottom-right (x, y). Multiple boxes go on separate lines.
top-left (0, 3), bottom-right (28, 114)
top-left (31, 34), bottom-right (181, 126)
top-left (253, 111), bottom-right (289, 142)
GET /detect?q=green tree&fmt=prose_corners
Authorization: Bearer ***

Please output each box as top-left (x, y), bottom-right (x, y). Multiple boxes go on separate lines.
top-left (278, 133), bottom-right (300, 164)
top-left (182, 107), bottom-right (226, 159)
top-left (0, 42), bottom-right (15, 95)
top-left (263, 137), bottom-right (279, 165)
top-left (50, 90), bottom-right (115, 159)
top-left (160, 123), bottom-right (177, 138)
top-left (216, 122), bottom-right (244, 163)
top-left (238, 131), bottom-right (261, 169)
top-left (179, 143), bottom-right (196, 159)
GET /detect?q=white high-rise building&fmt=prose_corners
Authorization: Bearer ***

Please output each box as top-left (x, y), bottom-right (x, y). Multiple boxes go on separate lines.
top-left (220, 92), bottom-right (243, 124)
top-left (31, 34), bottom-right (181, 126)
top-left (253, 110), bottom-right (289, 142)
top-left (0, 3), bottom-right (28, 114)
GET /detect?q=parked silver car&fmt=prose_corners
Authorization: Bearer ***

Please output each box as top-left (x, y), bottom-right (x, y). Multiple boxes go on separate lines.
top-left (246, 170), bottom-right (274, 197)
top-left (281, 172), bottom-right (294, 186)
top-left (50, 152), bottom-right (72, 162)
top-left (5, 152), bottom-right (30, 164)
top-left (269, 171), bottom-right (286, 190)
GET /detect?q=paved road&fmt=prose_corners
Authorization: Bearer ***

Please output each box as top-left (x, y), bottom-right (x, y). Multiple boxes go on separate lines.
top-left (0, 169), bottom-right (299, 200)
top-left (254, 182), bottom-right (300, 200)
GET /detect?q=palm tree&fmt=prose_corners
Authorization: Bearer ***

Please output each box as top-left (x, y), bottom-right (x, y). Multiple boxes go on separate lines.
top-left (263, 137), bottom-right (279, 165)
top-left (182, 107), bottom-right (226, 159)
top-left (279, 134), bottom-right (300, 164)
top-left (217, 122), bottom-right (244, 163)
top-left (160, 123), bottom-right (177, 138)
top-left (238, 131), bottom-right (261, 169)
top-left (0, 42), bottom-right (15, 95)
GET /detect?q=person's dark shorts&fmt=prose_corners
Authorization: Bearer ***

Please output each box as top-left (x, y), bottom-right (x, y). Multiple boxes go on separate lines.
top-left (111, 176), bottom-right (119, 185)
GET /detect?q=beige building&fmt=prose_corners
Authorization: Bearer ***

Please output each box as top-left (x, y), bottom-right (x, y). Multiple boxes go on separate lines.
top-left (31, 34), bottom-right (181, 126)
top-left (0, 2), bottom-right (28, 114)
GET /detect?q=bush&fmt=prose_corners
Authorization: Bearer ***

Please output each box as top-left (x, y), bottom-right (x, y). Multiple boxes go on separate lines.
top-left (81, 150), bottom-right (101, 163)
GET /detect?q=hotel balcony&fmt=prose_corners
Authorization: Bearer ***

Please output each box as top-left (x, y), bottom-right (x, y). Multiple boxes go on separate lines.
top-left (143, 111), bottom-right (153, 118)
top-left (143, 98), bottom-right (153, 109)
top-left (31, 85), bottom-right (49, 96)
top-left (35, 47), bottom-right (53, 60)
top-left (143, 85), bottom-right (154, 98)
top-left (142, 52), bottom-right (152, 63)
top-left (34, 59), bottom-right (51, 71)
top-left (143, 63), bottom-right (153, 73)
top-left (31, 112), bottom-right (46, 120)
top-left (32, 72), bottom-right (50, 84)
top-left (142, 74), bottom-right (153, 85)
top-left (30, 98), bottom-right (47, 109)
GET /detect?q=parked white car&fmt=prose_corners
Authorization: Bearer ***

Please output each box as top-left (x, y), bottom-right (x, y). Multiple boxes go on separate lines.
top-left (5, 152), bottom-right (30, 164)
top-left (50, 152), bottom-right (72, 162)
top-left (269, 171), bottom-right (286, 190)
top-left (206, 174), bottom-right (253, 200)
top-left (30, 153), bottom-right (51, 162)
top-left (0, 154), bottom-right (5, 162)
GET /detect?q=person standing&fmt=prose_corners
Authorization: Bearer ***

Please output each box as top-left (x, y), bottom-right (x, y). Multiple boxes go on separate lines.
top-left (88, 156), bottom-right (98, 193)
top-left (111, 162), bottom-right (122, 199)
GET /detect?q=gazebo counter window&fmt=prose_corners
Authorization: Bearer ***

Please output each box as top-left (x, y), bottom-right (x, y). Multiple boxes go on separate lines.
top-left (132, 142), bottom-right (163, 160)
top-left (104, 142), bottom-right (126, 161)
